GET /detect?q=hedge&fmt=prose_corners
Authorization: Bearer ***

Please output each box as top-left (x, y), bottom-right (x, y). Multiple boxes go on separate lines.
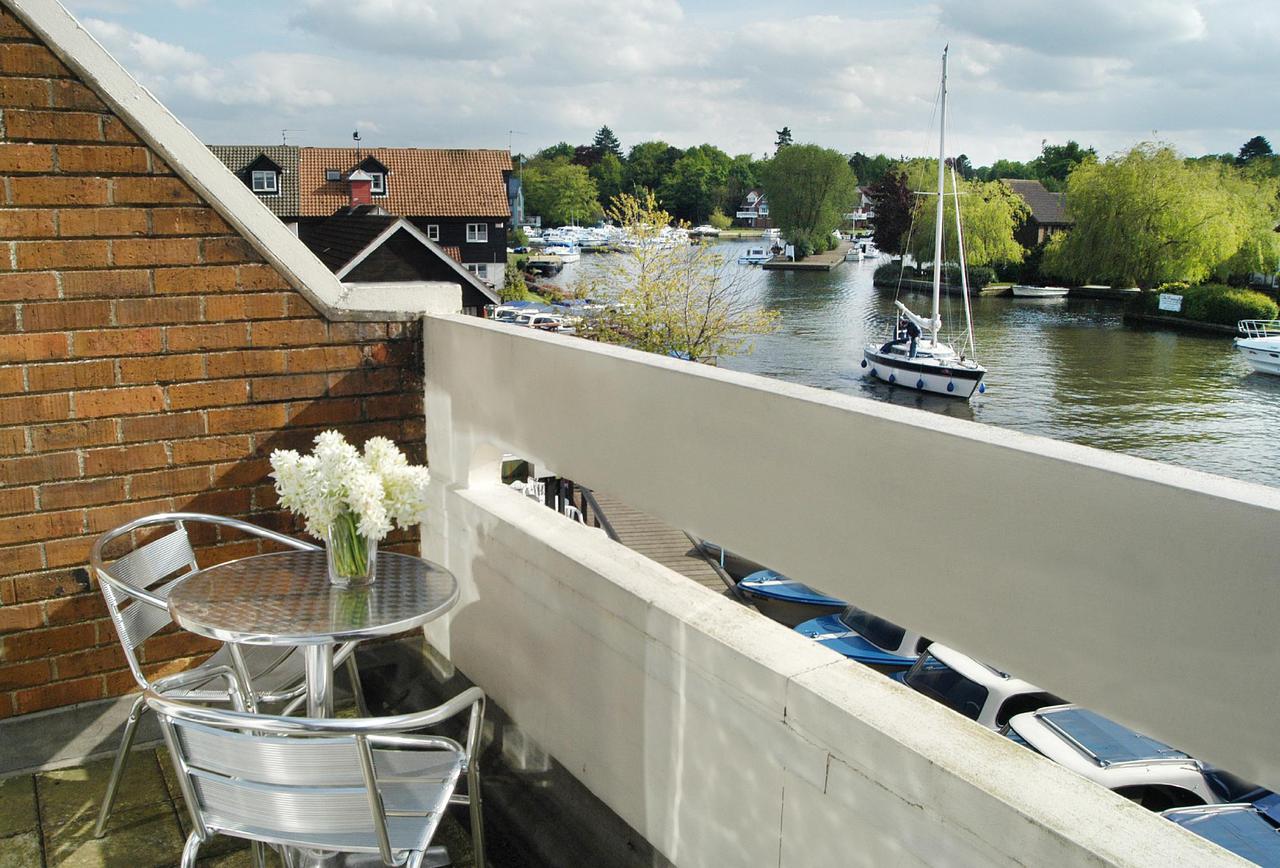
top-left (1141, 283), bottom-right (1278, 326)
top-left (873, 261), bottom-right (993, 289)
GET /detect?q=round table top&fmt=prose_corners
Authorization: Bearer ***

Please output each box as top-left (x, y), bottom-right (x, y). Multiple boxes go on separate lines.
top-left (167, 549), bottom-right (459, 645)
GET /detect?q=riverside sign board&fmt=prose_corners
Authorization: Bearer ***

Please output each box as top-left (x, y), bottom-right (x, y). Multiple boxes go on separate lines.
top-left (1158, 293), bottom-right (1184, 313)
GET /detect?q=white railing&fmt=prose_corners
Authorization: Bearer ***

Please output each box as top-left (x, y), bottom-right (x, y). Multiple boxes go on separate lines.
top-left (420, 314), bottom-right (1274, 867)
top-left (1238, 319), bottom-right (1280, 338)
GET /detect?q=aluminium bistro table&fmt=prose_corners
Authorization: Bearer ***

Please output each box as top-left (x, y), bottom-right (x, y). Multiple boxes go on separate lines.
top-left (167, 549), bottom-right (459, 717)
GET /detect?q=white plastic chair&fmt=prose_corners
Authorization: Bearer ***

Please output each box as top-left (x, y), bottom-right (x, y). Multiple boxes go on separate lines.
top-left (90, 512), bottom-right (366, 837)
top-left (148, 678), bottom-right (486, 868)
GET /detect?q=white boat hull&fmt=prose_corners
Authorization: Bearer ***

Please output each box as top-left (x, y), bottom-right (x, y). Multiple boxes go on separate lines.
top-left (862, 347), bottom-right (985, 399)
top-left (1235, 337), bottom-right (1280, 376)
top-left (1012, 285), bottom-right (1069, 297)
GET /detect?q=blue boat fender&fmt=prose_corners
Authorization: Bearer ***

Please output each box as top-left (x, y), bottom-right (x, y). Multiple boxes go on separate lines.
top-left (860, 359), bottom-right (867, 368)
top-left (888, 373), bottom-right (896, 383)
top-left (978, 383), bottom-right (986, 394)
top-left (916, 378), bottom-right (924, 389)
top-left (946, 381), bottom-right (955, 392)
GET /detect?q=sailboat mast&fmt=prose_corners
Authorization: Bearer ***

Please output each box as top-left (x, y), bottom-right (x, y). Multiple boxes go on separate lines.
top-left (931, 46), bottom-right (948, 345)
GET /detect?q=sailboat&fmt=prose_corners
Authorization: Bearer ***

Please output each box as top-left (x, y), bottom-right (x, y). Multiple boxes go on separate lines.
top-left (862, 47), bottom-right (987, 400)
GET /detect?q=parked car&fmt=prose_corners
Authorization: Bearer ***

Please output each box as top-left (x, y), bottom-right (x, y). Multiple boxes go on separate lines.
top-left (1004, 704), bottom-right (1274, 812)
top-left (794, 605), bottom-right (928, 673)
top-left (1163, 804), bottom-right (1280, 865)
top-left (892, 643), bottom-right (1063, 730)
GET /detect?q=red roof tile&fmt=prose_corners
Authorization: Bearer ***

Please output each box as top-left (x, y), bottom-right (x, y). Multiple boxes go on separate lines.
top-left (298, 148), bottom-right (511, 218)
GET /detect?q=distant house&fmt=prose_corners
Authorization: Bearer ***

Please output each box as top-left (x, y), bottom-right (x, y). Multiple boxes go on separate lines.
top-left (299, 212), bottom-right (500, 317)
top-left (844, 185), bottom-right (876, 228)
top-left (735, 189), bottom-right (770, 227)
top-left (210, 145), bottom-right (513, 289)
top-left (208, 145), bottom-right (299, 218)
top-left (1002, 179), bottom-right (1072, 248)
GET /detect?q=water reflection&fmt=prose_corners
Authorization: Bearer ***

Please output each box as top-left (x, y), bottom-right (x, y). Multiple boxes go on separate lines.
top-left (547, 240), bottom-right (1280, 487)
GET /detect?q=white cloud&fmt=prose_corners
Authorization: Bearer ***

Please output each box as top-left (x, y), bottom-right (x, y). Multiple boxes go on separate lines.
top-left (72, 1), bottom-right (1280, 165)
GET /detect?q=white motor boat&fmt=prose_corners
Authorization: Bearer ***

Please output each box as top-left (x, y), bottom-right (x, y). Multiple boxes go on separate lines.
top-left (1012, 285), bottom-right (1069, 298)
top-left (862, 47), bottom-right (986, 400)
top-left (844, 246), bottom-right (864, 262)
top-left (738, 245), bottom-right (773, 265)
top-left (543, 243), bottom-right (581, 262)
top-left (1235, 320), bottom-right (1280, 375)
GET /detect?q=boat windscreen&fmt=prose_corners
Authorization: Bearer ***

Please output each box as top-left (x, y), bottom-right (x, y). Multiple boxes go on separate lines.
top-left (1039, 707), bottom-right (1188, 765)
top-left (1203, 767), bottom-right (1270, 804)
top-left (906, 654), bottom-right (988, 721)
top-left (838, 607), bottom-right (906, 652)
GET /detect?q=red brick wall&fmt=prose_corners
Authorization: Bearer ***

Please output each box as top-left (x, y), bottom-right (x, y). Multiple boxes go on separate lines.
top-left (0, 6), bottom-right (424, 717)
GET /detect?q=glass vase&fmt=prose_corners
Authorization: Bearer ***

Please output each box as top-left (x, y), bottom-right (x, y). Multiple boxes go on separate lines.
top-left (325, 510), bottom-right (377, 587)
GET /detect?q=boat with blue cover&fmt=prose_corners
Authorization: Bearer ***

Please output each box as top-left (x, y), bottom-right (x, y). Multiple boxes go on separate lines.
top-left (736, 569), bottom-right (845, 627)
top-left (794, 605), bottom-right (928, 673)
top-left (1163, 804), bottom-right (1280, 864)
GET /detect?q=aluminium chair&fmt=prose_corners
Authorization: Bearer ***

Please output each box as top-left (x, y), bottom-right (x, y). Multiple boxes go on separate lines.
top-left (146, 678), bottom-right (486, 868)
top-left (90, 511), bottom-right (368, 837)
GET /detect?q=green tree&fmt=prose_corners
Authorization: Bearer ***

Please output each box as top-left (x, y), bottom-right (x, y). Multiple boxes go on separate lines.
top-left (625, 140), bottom-right (681, 194)
top-left (522, 157), bottom-right (600, 226)
top-left (590, 151), bottom-right (625, 211)
top-left (1043, 143), bottom-right (1280, 287)
top-left (592, 125), bottom-right (623, 159)
top-left (1031, 140), bottom-right (1096, 191)
top-left (774, 126), bottom-right (793, 152)
top-left (904, 165), bottom-right (1028, 267)
top-left (659, 145), bottom-right (731, 223)
top-left (760, 144), bottom-right (858, 256)
top-left (953, 154), bottom-right (975, 181)
top-left (978, 158), bottom-right (1034, 182)
top-left (866, 167), bottom-right (913, 256)
top-left (708, 207), bottom-right (732, 230)
top-left (848, 152), bottom-right (894, 186)
top-left (573, 191), bottom-right (779, 362)
top-left (723, 153), bottom-right (758, 215)
top-left (1238, 135), bottom-right (1274, 165)
top-left (537, 142), bottom-right (574, 161)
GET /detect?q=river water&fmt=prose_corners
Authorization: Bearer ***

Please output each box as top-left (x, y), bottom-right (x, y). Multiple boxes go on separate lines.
top-left (549, 240), bottom-right (1280, 488)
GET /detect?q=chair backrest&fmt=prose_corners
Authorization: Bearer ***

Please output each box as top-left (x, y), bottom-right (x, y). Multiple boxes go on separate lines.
top-left (150, 694), bottom-right (464, 864)
top-left (91, 512), bottom-right (321, 689)
top-left (94, 522), bottom-right (200, 687)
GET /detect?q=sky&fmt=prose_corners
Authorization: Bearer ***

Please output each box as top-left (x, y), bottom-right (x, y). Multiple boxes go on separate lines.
top-left (65, 0), bottom-right (1279, 166)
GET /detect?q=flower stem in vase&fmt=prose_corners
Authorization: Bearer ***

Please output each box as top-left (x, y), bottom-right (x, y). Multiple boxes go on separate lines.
top-left (326, 509), bottom-right (377, 586)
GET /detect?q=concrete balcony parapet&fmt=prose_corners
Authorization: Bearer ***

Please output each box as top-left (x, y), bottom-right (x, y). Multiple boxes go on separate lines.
top-left (419, 313), bottom-right (1273, 866)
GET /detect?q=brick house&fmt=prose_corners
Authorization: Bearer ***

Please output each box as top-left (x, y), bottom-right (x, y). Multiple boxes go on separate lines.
top-left (734, 189), bottom-right (770, 228)
top-left (211, 144), bottom-right (513, 290)
top-left (1002, 178), bottom-right (1073, 248)
top-left (0, 0), bottom-right (462, 719)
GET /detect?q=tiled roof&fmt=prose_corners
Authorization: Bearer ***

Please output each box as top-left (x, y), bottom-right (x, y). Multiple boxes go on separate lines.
top-left (440, 245), bottom-right (462, 264)
top-left (207, 145), bottom-right (300, 218)
top-left (1002, 179), bottom-right (1071, 226)
top-left (298, 215), bottom-right (399, 272)
top-left (298, 149), bottom-right (512, 218)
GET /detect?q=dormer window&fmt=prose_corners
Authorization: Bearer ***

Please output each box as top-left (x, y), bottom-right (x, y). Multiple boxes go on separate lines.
top-left (325, 169), bottom-right (341, 182)
top-left (356, 156), bottom-right (390, 197)
top-left (251, 170), bottom-right (278, 194)
top-left (244, 153), bottom-right (283, 196)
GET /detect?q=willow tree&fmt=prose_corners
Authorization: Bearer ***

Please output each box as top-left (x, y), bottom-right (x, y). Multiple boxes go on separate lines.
top-left (903, 160), bottom-right (1028, 267)
top-left (1043, 144), bottom-right (1279, 287)
top-left (572, 192), bottom-right (779, 363)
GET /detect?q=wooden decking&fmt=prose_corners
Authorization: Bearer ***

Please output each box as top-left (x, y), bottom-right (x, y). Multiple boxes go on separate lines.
top-left (586, 491), bottom-right (731, 594)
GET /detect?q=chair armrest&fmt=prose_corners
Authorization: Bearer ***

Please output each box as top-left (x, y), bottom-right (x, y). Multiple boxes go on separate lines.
top-left (151, 664), bottom-right (248, 710)
top-left (147, 686), bottom-right (486, 736)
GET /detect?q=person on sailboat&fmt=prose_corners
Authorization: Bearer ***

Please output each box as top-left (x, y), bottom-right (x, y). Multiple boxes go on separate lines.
top-left (894, 301), bottom-right (938, 359)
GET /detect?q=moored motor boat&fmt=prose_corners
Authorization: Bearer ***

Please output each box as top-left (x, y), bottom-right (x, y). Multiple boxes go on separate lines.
top-left (794, 605), bottom-right (929, 673)
top-left (1012, 285), bottom-right (1069, 298)
top-left (1234, 320), bottom-right (1280, 376)
top-left (736, 569), bottom-right (845, 627)
top-left (738, 245), bottom-right (772, 265)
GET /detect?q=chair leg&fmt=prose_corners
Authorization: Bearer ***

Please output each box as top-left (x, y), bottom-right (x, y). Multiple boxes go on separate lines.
top-left (345, 652), bottom-right (369, 717)
top-left (94, 693), bottom-right (146, 838)
top-left (467, 762), bottom-right (485, 868)
top-left (251, 841), bottom-right (267, 868)
top-left (180, 831), bottom-right (202, 868)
